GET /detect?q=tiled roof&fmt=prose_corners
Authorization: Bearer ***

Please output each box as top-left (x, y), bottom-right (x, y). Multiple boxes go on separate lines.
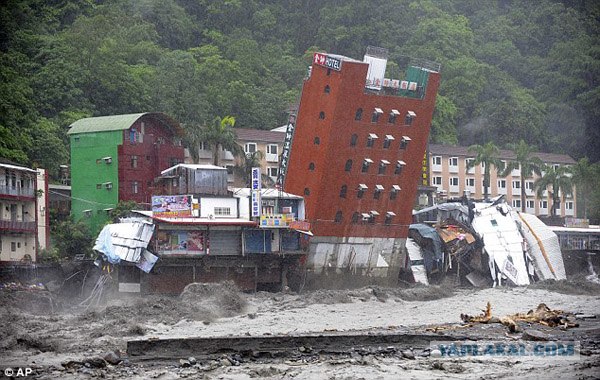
top-left (234, 128), bottom-right (285, 143)
top-left (428, 144), bottom-right (576, 165)
top-left (67, 112), bottom-right (181, 135)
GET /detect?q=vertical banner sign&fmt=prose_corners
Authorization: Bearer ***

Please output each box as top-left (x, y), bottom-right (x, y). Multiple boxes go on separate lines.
top-left (251, 167), bottom-right (261, 217)
top-left (422, 150), bottom-right (430, 186)
top-left (276, 117), bottom-right (296, 188)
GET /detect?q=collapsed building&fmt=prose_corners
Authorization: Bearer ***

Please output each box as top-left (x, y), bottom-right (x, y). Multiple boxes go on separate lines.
top-left (409, 196), bottom-right (566, 287)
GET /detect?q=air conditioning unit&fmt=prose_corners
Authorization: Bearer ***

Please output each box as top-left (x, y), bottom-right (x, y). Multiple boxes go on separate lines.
top-left (104, 182), bottom-right (113, 190)
top-left (103, 156), bottom-right (112, 164)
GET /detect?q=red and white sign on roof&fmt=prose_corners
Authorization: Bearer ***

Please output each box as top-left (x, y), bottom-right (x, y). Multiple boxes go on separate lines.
top-left (313, 53), bottom-right (342, 71)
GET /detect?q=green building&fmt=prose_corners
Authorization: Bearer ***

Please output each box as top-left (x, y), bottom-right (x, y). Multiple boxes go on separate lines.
top-left (68, 113), bottom-right (184, 235)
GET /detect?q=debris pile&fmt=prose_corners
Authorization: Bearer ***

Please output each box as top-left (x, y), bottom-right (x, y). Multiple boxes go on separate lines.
top-left (460, 302), bottom-right (579, 333)
top-left (410, 196), bottom-right (567, 287)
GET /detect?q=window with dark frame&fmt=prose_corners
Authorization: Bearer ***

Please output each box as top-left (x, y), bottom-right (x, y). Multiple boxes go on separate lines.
top-left (339, 185), bottom-right (347, 198)
top-left (319, 111), bottom-right (325, 119)
top-left (395, 161), bottom-right (405, 175)
top-left (362, 159), bottom-right (372, 173)
top-left (351, 212), bottom-right (360, 223)
top-left (350, 134), bottom-right (358, 146)
top-left (371, 108), bottom-right (383, 123)
top-left (131, 155), bottom-right (138, 168)
top-left (324, 85), bottom-right (330, 93)
top-left (308, 162), bottom-right (315, 171)
top-left (355, 108), bottom-right (363, 121)
top-left (304, 188), bottom-right (310, 196)
top-left (345, 159), bottom-right (353, 172)
top-left (314, 137), bottom-right (320, 145)
top-left (334, 211), bottom-right (342, 223)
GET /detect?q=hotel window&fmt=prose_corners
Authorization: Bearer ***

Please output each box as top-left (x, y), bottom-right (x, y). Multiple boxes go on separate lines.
top-left (540, 200), bottom-right (548, 209)
top-left (371, 108), bottom-right (383, 123)
top-left (433, 176), bottom-right (442, 186)
top-left (267, 167), bottom-right (278, 178)
top-left (400, 136), bottom-right (411, 150)
top-left (308, 162), bottom-right (315, 171)
top-left (390, 185), bottom-right (401, 200)
top-left (526, 200), bottom-right (535, 209)
top-left (368, 210), bottom-right (379, 224)
top-left (405, 111), bottom-right (416, 125)
top-left (345, 159), bottom-right (353, 172)
top-left (355, 108), bottom-right (363, 121)
top-left (498, 179), bottom-right (506, 189)
top-left (339, 185), bottom-right (347, 198)
top-left (379, 160), bottom-right (389, 175)
top-left (267, 144), bottom-right (278, 155)
top-left (324, 85), bottom-right (330, 94)
top-left (319, 111), bottom-right (325, 119)
top-left (131, 155), bottom-right (138, 168)
top-left (395, 160), bottom-right (405, 175)
top-left (132, 181), bottom-right (139, 194)
top-left (432, 156), bottom-right (442, 166)
top-left (357, 184), bottom-right (368, 198)
top-left (351, 212), bottom-right (360, 223)
top-left (449, 177), bottom-right (459, 186)
top-left (374, 185), bottom-right (384, 199)
top-left (304, 188), bottom-right (310, 196)
top-left (362, 158), bottom-right (373, 173)
top-left (350, 134), bottom-right (358, 146)
top-left (566, 201), bottom-right (574, 210)
top-left (334, 211), bottom-right (343, 223)
top-left (512, 199), bottom-right (521, 208)
top-left (314, 137), bottom-right (320, 145)
top-left (383, 135), bottom-right (394, 149)
top-left (466, 158), bottom-right (475, 174)
top-left (389, 109), bottom-right (400, 124)
top-left (367, 133), bottom-right (378, 147)
top-left (512, 180), bottom-right (521, 189)
top-left (465, 178), bottom-right (475, 187)
top-left (385, 211), bottom-right (396, 225)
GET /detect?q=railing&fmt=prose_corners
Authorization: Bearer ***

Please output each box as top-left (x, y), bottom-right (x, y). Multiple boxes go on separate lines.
top-left (0, 220), bottom-right (36, 232)
top-left (0, 185), bottom-right (35, 198)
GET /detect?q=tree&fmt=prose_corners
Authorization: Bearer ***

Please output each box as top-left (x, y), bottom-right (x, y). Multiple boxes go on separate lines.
top-left (233, 150), bottom-right (274, 187)
top-left (109, 200), bottom-right (141, 222)
top-left (186, 116), bottom-right (243, 165)
top-left (467, 142), bottom-right (502, 201)
top-left (534, 164), bottom-right (573, 218)
top-left (52, 219), bottom-right (95, 259)
top-left (500, 140), bottom-right (544, 212)
top-left (569, 157), bottom-right (596, 219)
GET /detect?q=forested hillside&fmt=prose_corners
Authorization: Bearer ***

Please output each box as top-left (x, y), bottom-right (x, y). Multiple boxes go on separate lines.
top-left (1, 0), bottom-right (598, 178)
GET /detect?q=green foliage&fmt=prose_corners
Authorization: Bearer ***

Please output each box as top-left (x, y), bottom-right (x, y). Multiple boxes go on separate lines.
top-left (467, 142), bottom-right (502, 201)
top-left (534, 164), bottom-right (573, 218)
top-left (51, 219), bottom-right (95, 259)
top-left (109, 200), bottom-right (140, 222)
top-left (501, 140), bottom-right (544, 212)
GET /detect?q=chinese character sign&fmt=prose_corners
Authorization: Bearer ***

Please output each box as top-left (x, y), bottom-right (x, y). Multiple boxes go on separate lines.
top-left (251, 167), bottom-right (261, 217)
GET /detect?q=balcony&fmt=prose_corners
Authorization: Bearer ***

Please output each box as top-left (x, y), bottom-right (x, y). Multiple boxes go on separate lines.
top-left (0, 185), bottom-right (35, 198)
top-left (0, 220), bottom-right (36, 232)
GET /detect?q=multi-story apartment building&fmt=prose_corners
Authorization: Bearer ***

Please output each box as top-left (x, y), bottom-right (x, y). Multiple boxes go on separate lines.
top-left (0, 162), bottom-right (40, 262)
top-left (68, 113), bottom-right (185, 234)
top-left (185, 128), bottom-right (285, 185)
top-left (283, 48), bottom-right (441, 285)
top-left (428, 144), bottom-right (577, 217)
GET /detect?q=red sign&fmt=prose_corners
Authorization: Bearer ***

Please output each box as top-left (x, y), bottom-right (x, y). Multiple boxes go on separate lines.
top-left (289, 220), bottom-right (311, 231)
top-left (313, 53), bottom-right (342, 71)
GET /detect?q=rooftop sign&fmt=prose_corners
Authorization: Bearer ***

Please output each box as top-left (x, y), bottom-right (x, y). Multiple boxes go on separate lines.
top-left (313, 53), bottom-right (342, 71)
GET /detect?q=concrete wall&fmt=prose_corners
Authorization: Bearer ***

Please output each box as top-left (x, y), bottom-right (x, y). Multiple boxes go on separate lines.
top-left (199, 197), bottom-right (239, 218)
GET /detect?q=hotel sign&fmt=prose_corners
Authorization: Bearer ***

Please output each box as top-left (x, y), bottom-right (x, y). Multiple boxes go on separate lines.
top-left (277, 121), bottom-right (295, 188)
top-left (251, 167), bottom-right (261, 217)
top-left (313, 53), bottom-right (342, 71)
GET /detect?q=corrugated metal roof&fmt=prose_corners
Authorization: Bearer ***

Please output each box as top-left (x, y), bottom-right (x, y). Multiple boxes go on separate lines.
top-left (429, 144), bottom-right (576, 164)
top-left (67, 112), bottom-right (182, 135)
top-left (0, 163), bottom-right (37, 173)
top-left (234, 128), bottom-right (285, 143)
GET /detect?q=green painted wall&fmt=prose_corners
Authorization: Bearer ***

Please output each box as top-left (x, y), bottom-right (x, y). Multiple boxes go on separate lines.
top-left (70, 130), bottom-right (122, 235)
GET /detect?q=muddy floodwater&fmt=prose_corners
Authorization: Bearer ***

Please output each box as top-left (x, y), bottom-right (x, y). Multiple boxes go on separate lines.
top-left (1, 280), bottom-right (599, 379)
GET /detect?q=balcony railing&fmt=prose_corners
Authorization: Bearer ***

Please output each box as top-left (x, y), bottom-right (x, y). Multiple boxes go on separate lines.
top-left (0, 185), bottom-right (35, 198)
top-left (0, 220), bottom-right (36, 232)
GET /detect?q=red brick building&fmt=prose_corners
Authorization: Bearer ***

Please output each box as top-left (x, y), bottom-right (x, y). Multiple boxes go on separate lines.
top-left (284, 50), bottom-right (441, 285)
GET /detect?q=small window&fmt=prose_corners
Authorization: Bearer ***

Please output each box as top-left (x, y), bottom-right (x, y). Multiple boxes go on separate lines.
top-left (308, 162), bottom-right (315, 171)
top-left (395, 161), bottom-right (405, 175)
top-left (361, 160), bottom-right (371, 173)
top-left (367, 133), bottom-right (377, 147)
top-left (319, 111), bottom-right (325, 119)
top-left (267, 144), bottom-right (278, 155)
top-left (132, 181), bottom-right (139, 194)
top-left (390, 190), bottom-right (398, 200)
top-left (383, 135), bottom-right (394, 149)
top-left (355, 108), bottom-right (363, 121)
top-left (314, 137), bottom-right (320, 145)
top-left (374, 187), bottom-right (383, 199)
top-left (339, 185), bottom-right (347, 198)
top-left (324, 85), bottom-right (330, 93)
top-left (96, 183), bottom-right (102, 190)
top-left (379, 160), bottom-right (389, 175)
top-left (385, 211), bottom-right (395, 225)
top-left (389, 109), bottom-right (400, 124)
top-left (400, 136), bottom-right (411, 150)
top-left (449, 177), bottom-right (459, 186)
top-left (357, 184), bottom-right (367, 199)
top-left (351, 212), bottom-right (360, 224)
top-left (131, 155), bottom-right (138, 168)
top-left (214, 207), bottom-right (231, 216)
top-left (304, 188), bottom-right (310, 196)
top-left (245, 143), bottom-right (257, 154)
top-left (405, 111), bottom-right (416, 125)
top-left (267, 167), bottom-right (279, 177)
top-left (345, 159), bottom-right (353, 172)
top-left (371, 108), bottom-right (383, 123)
top-left (433, 156), bottom-right (442, 166)
top-left (334, 211), bottom-right (343, 223)
top-left (327, 68), bottom-right (331, 76)
top-left (350, 134), bottom-right (358, 146)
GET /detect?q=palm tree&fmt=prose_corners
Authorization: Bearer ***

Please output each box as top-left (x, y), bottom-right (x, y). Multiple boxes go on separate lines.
top-left (534, 164), bottom-right (573, 218)
top-left (467, 141), bottom-right (502, 201)
top-left (185, 116), bottom-right (243, 165)
top-left (500, 140), bottom-right (544, 212)
top-left (569, 157), bottom-right (595, 219)
top-left (233, 150), bottom-right (275, 187)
